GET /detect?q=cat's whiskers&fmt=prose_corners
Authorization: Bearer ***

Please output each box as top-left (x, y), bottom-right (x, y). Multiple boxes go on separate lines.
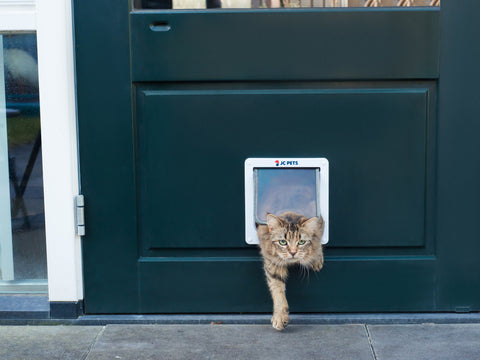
top-left (300, 258), bottom-right (314, 273)
top-left (267, 256), bottom-right (286, 271)
top-left (299, 263), bottom-right (308, 280)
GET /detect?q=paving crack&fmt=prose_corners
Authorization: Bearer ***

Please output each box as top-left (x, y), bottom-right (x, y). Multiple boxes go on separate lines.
top-left (364, 324), bottom-right (379, 360)
top-left (83, 325), bottom-right (106, 360)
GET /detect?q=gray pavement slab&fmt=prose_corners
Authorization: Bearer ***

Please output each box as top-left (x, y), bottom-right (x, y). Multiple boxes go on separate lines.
top-left (85, 324), bottom-right (374, 360)
top-left (0, 325), bottom-right (104, 360)
top-left (2, 323), bottom-right (480, 360)
top-left (368, 324), bottom-right (480, 360)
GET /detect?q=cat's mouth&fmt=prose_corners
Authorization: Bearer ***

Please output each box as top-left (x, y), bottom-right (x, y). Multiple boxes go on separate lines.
top-left (286, 256), bottom-right (300, 262)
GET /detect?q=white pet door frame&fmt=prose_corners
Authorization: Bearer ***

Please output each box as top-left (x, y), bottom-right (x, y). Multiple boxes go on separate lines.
top-left (245, 158), bottom-right (329, 245)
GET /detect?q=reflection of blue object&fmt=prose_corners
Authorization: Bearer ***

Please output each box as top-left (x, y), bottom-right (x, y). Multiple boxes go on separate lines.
top-left (256, 169), bottom-right (318, 223)
top-left (6, 108), bottom-right (21, 117)
top-left (6, 102), bottom-right (40, 116)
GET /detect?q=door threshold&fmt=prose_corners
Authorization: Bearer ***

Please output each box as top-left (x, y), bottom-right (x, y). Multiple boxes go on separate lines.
top-left (2, 312), bottom-right (480, 325)
top-left (73, 312), bottom-right (480, 325)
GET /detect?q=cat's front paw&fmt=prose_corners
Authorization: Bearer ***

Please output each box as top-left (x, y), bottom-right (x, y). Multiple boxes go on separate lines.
top-left (311, 258), bottom-right (324, 272)
top-left (271, 311), bottom-right (289, 331)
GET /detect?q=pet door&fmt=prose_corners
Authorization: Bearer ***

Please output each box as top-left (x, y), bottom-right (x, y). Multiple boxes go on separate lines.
top-left (245, 158), bottom-right (329, 245)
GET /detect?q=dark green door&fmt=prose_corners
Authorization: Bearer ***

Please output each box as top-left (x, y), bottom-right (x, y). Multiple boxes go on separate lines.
top-left (74, 1), bottom-right (480, 313)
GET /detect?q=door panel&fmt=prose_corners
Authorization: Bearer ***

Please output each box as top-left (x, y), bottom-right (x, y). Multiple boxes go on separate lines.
top-left (139, 257), bottom-right (436, 313)
top-left (136, 83), bottom-right (434, 251)
top-left (131, 9), bottom-right (439, 81)
top-left (75, 0), bottom-right (480, 314)
top-left (135, 81), bottom-right (436, 312)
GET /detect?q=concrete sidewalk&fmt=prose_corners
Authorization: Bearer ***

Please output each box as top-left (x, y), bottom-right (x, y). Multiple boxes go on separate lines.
top-left (1, 323), bottom-right (480, 360)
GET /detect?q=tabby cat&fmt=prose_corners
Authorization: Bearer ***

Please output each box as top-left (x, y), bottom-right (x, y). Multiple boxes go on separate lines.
top-left (257, 211), bottom-right (324, 330)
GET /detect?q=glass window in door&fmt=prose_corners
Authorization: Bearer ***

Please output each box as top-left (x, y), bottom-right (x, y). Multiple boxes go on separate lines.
top-left (135, 0), bottom-right (440, 10)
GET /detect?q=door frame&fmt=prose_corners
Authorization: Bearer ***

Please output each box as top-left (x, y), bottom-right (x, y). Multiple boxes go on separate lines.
top-left (0, 0), bottom-right (83, 307)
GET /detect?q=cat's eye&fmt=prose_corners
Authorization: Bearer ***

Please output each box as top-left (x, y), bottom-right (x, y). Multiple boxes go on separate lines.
top-left (278, 240), bottom-right (287, 246)
top-left (298, 240), bottom-right (306, 245)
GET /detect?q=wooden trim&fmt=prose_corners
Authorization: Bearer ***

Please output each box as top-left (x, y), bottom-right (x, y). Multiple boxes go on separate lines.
top-left (131, 9), bottom-right (440, 81)
top-left (0, 0), bottom-right (36, 31)
top-left (37, 0), bottom-right (82, 302)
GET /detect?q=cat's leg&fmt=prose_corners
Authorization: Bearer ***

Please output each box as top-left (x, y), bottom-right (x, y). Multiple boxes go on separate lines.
top-left (264, 260), bottom-right (289, 331)
top-left (310, 248), bottom-right (324, 272)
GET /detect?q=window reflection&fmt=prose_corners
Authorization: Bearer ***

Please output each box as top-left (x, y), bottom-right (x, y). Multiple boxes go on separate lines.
top-left (255, 168), bottom-right (318, 223)
top-left (136, 0), bottom-right (439, 9)
top-left (0, 34), bottom-right (47, 293)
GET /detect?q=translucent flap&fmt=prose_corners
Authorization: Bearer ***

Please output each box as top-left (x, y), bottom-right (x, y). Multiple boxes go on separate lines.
top-left (255, 168), bottom-right (318, 223)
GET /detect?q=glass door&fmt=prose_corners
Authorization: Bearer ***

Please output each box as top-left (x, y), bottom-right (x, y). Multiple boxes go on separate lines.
top-left (0, 33), bottom-right (47, 293)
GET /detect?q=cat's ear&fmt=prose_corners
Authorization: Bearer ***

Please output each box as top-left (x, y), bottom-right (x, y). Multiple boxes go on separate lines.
top-left (266, 213), bottom-right (282, 233)
top-left (301, 216), bottom-right (324, 233)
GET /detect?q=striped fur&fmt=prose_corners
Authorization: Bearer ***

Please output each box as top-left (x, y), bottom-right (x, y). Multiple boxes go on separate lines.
top-left (257, 211), bottom-right (324, 330)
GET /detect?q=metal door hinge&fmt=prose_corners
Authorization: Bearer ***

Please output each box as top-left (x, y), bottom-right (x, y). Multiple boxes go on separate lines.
top-left (75, 195), bottom-right (85, 236)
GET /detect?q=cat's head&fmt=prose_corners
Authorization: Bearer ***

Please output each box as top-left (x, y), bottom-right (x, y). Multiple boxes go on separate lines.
top-left (258, 211), bottom-right (324, 266)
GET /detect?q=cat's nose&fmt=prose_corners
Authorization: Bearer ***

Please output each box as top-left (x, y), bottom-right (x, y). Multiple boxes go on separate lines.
top-left (289, 250), bottom-right (297, 257)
